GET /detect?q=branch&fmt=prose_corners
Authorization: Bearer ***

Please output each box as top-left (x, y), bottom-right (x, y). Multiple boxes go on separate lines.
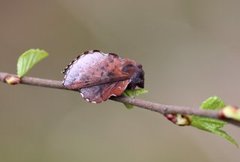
top-left (0, 72), bottom-right (240, 127)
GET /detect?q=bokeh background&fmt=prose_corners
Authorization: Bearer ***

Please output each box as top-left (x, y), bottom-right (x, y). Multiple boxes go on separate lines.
top-left (0, 1), bottom-right (240, 161)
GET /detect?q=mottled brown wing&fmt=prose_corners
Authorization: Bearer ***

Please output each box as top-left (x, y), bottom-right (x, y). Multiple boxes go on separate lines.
top-left (79, 80), bottom-right (130, 103)
top-left (62, 50), bottom-right (131, 103)
top-left (63, 50), bottom-right (128, 89)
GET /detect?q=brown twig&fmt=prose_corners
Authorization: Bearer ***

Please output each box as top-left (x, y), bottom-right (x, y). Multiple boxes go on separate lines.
top-left (0, 72), bottom-right (240, 127)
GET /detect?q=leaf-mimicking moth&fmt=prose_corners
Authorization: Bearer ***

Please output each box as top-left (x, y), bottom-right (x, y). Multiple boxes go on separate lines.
top-left (62, 50), bottom-right (144, 103)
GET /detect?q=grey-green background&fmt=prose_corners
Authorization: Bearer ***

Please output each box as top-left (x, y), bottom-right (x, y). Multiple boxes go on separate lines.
top-left (0, 1), bottom-right (239, 162)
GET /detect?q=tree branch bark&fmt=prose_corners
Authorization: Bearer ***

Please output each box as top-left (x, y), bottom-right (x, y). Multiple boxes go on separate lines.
top-left (0, 72), bottom-right (240, 127)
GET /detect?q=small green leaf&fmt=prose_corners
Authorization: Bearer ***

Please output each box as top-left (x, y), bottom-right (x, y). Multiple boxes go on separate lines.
top-left (191, 116), bottom-right (238, 146)
top-left (200, 96), bottom-right (225, 110)
top-left (191, 96), bottom-right (238, 146)
top-left (123, 88), bottom-right (148, 97)
top-left (123, 103), bottom-right (134, 109)
top-left (123, 88), bottom-right (148, 109)
top-left (17, 49), bottom-right (48, 77)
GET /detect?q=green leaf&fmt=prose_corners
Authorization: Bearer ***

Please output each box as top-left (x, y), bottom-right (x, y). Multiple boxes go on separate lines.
top-left (200, 96), bottom-right (225, 110)
top-left (123, 103), bottom-right (134, 109)
top-left (191, 96), bottom-right (238, 146)
top-left (123, 88), bottom-right (148, 109)
top-left (123, 88), bottom-right (148, 97)
top-left (17, 49), bottom-right (48, 77)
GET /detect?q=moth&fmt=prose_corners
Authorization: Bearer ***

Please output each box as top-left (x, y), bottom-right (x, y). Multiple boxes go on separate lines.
top-left (62, 50), bottom-right (144, 103)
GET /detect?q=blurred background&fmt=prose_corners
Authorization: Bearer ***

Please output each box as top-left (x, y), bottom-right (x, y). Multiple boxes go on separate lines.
top-left (0, 0), bottom-right (240, 161)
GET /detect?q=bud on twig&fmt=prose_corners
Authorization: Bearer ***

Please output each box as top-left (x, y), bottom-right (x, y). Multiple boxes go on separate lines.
top-left (4, 75), bottom-right (20, 85)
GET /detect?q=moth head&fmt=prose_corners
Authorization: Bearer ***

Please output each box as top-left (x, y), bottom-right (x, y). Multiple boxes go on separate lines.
top-left (122, 62), bottom-right (144, 89)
